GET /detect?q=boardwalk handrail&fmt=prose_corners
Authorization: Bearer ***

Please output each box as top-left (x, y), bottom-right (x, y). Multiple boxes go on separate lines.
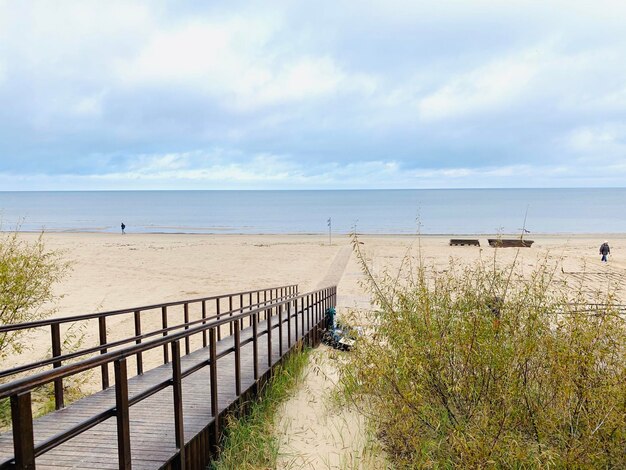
top-left (0, 285), bottom-right (337, 470)
top-left (0, 289), bottom-right (298, 380)
top-left (0, 285), bottom-right (298, 332)
top-left (0, 288), bottom-right (317, 397)
top-left (0, 284), bottom-right (297, 410)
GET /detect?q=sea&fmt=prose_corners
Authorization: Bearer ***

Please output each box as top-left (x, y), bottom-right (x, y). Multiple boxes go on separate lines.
top-left (0, 189), bottom-right (624, 235)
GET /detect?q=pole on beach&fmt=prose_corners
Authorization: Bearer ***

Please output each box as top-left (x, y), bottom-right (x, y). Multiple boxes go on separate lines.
top-left (327, 217), bottom-right (332, 246)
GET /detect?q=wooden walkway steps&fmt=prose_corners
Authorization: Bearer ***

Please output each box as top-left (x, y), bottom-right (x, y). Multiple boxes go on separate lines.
top-left (0, 286), bottom-right (336, 469)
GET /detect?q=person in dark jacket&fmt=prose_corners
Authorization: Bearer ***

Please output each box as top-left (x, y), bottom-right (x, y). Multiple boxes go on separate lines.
top-left (121, 222), bottom-right (126, 235)
top-left (599, 241), bottom-right (610, 262)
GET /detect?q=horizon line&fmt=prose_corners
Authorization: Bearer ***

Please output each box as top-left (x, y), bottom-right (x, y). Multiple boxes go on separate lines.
top-left (1, 186), bottom-right (626, 193)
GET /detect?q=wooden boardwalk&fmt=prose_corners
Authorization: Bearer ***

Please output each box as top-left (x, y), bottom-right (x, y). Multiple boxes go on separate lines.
top-left (0, 286), bottom-right (336, 469)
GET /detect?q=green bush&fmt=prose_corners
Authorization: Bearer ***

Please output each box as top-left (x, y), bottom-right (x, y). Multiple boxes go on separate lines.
top-left (0, 231), bottom-right (67, 359)
top-left (0, 231), bottom-right (68, 426)
top-left (341, 239), bottom-right (626, 468)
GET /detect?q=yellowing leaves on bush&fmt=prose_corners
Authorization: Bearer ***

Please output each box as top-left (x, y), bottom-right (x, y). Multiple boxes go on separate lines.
top-left (341, 236), bottom-right (626, 468)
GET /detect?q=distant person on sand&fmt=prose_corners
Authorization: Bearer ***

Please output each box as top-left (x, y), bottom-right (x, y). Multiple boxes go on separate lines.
top-left (599, 240), bottom-right (610, 262)
top-left (121, 222), bottom-right (126, 234)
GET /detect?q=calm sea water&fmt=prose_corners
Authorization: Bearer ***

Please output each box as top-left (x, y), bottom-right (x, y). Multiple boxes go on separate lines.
top-left (0, 189), bottom-right (624, 234)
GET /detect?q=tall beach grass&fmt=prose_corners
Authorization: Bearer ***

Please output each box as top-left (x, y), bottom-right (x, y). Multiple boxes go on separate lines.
top-left (210, 344), bottom-right (311, 469)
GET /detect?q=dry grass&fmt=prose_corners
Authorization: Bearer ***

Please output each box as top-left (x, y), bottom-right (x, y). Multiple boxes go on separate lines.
top-left (210, 344), bottom-right (311, 470)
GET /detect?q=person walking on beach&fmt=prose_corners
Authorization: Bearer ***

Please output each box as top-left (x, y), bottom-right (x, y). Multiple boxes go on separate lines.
top-left (599, 240), bottom-right (610, 262)
top-left (121, 222), bottom-right (126, 235)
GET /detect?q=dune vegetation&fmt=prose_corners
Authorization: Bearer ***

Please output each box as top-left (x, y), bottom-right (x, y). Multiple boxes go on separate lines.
top-left (340, 238), bottom-right (626, 468)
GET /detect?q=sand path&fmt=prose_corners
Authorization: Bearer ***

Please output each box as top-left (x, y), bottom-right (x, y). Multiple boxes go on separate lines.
top-left (316, 244), bottom-right (353, 289)
top-left (275, 242), bottom-right (386, 469)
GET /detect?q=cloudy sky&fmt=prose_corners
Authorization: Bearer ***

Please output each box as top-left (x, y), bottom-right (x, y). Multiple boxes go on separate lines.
top-left (1, 0), bottom-right (625, 190)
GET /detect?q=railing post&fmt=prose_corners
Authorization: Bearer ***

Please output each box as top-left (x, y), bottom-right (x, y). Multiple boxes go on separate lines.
top-left (202, 301), bottom-right (207, 348)
top-left (278, 304), bottom-right (283, 357)
top-left (305, 295), bottom-right (310, 345)
top-left (228, 296), bottom-right (234, 336)
top-left (98, 316), bottom-right (109, 389)
top-left (252, 313), bottom-right (259, 381)
top-left (300, 296), bottom-right (305, 340)
top-left (287, 300), bottom-right (292, 348)
top-left (309, 294), bottom-right (313, 345)
top-left (216, 298), bottom-right (222, 341)
top-left (171, 341), bottom-right (186, 467)
top-left (234, 321), bottom-right (241, 396)
top-left (267, 306), bottom-right (272, 367)
top-left (114, 358), bottom-right (131, 470)
top-left (239, 294), bottom-right (244, 330)
top-left (312, 293), bottom-right (316, 345)
top-left (134, 311), bottom-right (143, 375)
top-left (209, 328), bottom-right (218, 417)
top-left (50, 323), bottom-right (64, 409)
top-left (324, 288), bottom-right (328, 314)
top-left (162, 306), bottom-right (169, 364)
top-left (317, 291), bottom-right (325, 341)
top-left (184, 303), bottom-right (190, 355)
top-left (293, 297), bottom-right (298, 343)
top-left (11, 392), bottom-right (35, 470)
top-left (312, 293), bottom-right (317, 345)
top-left (315, 292), bottom-right (320, 344)
top-left (312, 294), bottom-right (316, 343)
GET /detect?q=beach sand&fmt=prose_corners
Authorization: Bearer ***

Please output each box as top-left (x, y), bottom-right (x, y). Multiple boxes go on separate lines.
top-left (3, 232), bottom-right (625, 466)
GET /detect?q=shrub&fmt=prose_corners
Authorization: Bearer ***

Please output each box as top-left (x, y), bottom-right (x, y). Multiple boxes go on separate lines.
top-left (0, 231), bottom-right (67, 359)
top-left (340, 238), bottom-right (626, 468)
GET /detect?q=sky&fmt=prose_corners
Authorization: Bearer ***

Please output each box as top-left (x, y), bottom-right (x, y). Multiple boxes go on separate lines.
top-left (0, 0), bottom-right (625, 190)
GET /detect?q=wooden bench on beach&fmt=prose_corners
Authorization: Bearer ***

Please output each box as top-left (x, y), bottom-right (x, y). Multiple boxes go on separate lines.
top-left (449, 239), bottom-right (480, 246)
top-left (487, 238), bottom-right (534, 248)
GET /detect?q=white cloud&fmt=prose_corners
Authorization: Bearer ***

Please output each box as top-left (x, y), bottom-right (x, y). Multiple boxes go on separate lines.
top-left (115, 16), bottom-right (369, 110)
top-left (70, 92), bottom-right (106, 117)
top-left (418, 52), bottom-right (540, 122)
top-left (2, 1), bottom-right (626, 188)
top-left (564, 124), bottom-right (626, 178)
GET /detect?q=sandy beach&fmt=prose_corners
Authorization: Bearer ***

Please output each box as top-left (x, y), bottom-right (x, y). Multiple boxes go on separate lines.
top-left (2, 232), bottom-right (624, 466)
top-left (19, 232), bottom-right (626, 317)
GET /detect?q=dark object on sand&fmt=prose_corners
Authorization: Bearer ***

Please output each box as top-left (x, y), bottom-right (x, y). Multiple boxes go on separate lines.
top-left (488, 238), bottom-right (534, 248)
top-left (450, 239), bottom-right (480, 246)
top-left (322, 307), bottom-right (357, 351)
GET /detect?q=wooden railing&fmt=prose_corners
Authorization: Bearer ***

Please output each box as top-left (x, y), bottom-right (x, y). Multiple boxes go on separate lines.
top-left (0, 285), bottom-right (336, 469)
top-left (0, 285), bottom-right (298, 411)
